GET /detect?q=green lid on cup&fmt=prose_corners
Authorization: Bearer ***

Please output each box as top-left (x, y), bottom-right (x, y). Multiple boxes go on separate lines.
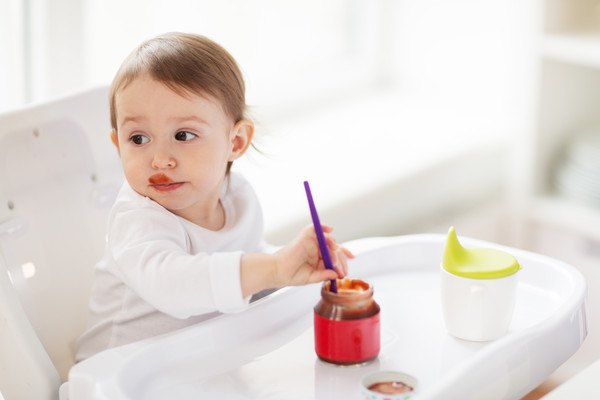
top-left (442, 227), bottom-right (521, 279)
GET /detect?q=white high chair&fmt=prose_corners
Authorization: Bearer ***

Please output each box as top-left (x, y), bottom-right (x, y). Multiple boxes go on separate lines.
top-left (0, 87), bottom-right (123, 400)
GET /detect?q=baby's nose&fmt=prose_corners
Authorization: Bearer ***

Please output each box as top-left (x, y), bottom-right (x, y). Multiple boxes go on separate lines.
top-left (152, 148), bottom-right (176, 169)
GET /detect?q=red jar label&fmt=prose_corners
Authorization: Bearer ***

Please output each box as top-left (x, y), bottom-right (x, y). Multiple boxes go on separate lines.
top-left (314, 312), bottom-right (380, 363)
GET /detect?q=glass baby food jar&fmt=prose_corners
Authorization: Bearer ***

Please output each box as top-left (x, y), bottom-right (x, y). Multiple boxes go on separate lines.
top-left (314, 278), bottom-right (381, 366)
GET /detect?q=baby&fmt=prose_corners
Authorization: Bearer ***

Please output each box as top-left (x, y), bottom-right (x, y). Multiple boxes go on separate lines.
top-left (76, 32), bottom-right (351, 361)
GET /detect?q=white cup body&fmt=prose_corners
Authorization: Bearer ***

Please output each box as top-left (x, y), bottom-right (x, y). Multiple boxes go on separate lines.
top-left (440, 265), bottom-right (517, 341)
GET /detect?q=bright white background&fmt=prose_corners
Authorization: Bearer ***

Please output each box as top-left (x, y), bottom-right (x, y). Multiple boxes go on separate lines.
top-left (0, 0), bottom-right (535, 243)
top-left (1, 0), bottom-right (529, 115)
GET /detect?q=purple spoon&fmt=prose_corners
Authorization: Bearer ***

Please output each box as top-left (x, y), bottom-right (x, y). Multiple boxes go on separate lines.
top-left (304, 181), bottom-right (338, 293)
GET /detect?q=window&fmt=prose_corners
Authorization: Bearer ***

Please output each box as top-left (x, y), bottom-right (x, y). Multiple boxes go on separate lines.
top-left (0, 0), bottom-right (26, 111)
top-left (1, 0), bottom-right (384, 115)
top-left (83, 0), bottom-right (384, 115)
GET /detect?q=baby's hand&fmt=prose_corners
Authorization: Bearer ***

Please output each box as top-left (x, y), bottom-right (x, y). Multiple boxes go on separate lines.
top-left (273, 225), bottom-right (354, 287)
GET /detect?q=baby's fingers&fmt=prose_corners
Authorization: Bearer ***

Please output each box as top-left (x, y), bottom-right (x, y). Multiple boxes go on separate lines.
top-left (341, 246), bottom-right (354, 259)
top-left (328, 243), bottom-right (352, 277)
top-left (321, 224), bottom-right (334, 233)
top-left (311, 268), bottom-right (339, 284)
top-left (334, 247), bottom-right (351, 277)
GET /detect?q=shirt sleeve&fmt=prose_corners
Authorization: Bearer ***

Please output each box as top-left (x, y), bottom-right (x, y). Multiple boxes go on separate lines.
top-left (106, 200), bottom-right (250, 319)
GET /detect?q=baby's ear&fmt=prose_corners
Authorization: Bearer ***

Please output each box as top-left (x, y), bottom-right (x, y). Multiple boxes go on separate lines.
top-left (229, 120), bottom-right (254, 161)
top-left (110, 129), bottom-right (120, 152)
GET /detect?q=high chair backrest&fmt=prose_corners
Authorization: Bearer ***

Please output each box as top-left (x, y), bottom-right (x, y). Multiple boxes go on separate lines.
top-left (0, 87), bottom-right (123, 399)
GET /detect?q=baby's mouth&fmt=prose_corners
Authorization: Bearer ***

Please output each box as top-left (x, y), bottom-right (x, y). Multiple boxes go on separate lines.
top-left (148, 174), bottom-right (183, 192)
top-left (149, 173), bottom-right (174, 185)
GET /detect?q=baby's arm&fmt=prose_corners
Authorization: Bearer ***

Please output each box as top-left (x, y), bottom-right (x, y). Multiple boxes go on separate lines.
top-left (107, 201), bottom-right (250, 318)
top-left (109, 193), bottom-right (350, 316)
top-left (240, 225), bottom-right (352, 298)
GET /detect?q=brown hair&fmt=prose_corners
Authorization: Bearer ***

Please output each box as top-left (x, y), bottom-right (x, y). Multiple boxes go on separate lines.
top-left (109, 32), bottom-right (249, 174)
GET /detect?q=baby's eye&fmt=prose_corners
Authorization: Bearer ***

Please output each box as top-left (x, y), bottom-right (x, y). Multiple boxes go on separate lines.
top-left (130, 134), bottom-right (149, 145)
top-left (175, 131), bottom-right (197, 141)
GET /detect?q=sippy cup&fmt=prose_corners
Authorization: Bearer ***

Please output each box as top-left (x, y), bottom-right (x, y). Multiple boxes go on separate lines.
top-left (440, 227), bottom-right (521, 341)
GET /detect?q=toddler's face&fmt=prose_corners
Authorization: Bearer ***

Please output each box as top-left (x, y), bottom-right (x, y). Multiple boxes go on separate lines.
top-left (112, 75), bottom-right (238, 224)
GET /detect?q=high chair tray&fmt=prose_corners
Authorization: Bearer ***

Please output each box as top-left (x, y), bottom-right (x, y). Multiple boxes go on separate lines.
top-left (68, 234), bottom-right (587, 399)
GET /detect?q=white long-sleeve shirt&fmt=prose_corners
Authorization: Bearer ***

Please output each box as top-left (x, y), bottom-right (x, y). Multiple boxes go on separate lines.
top-left (76, 172), bottom-right (268, 361)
